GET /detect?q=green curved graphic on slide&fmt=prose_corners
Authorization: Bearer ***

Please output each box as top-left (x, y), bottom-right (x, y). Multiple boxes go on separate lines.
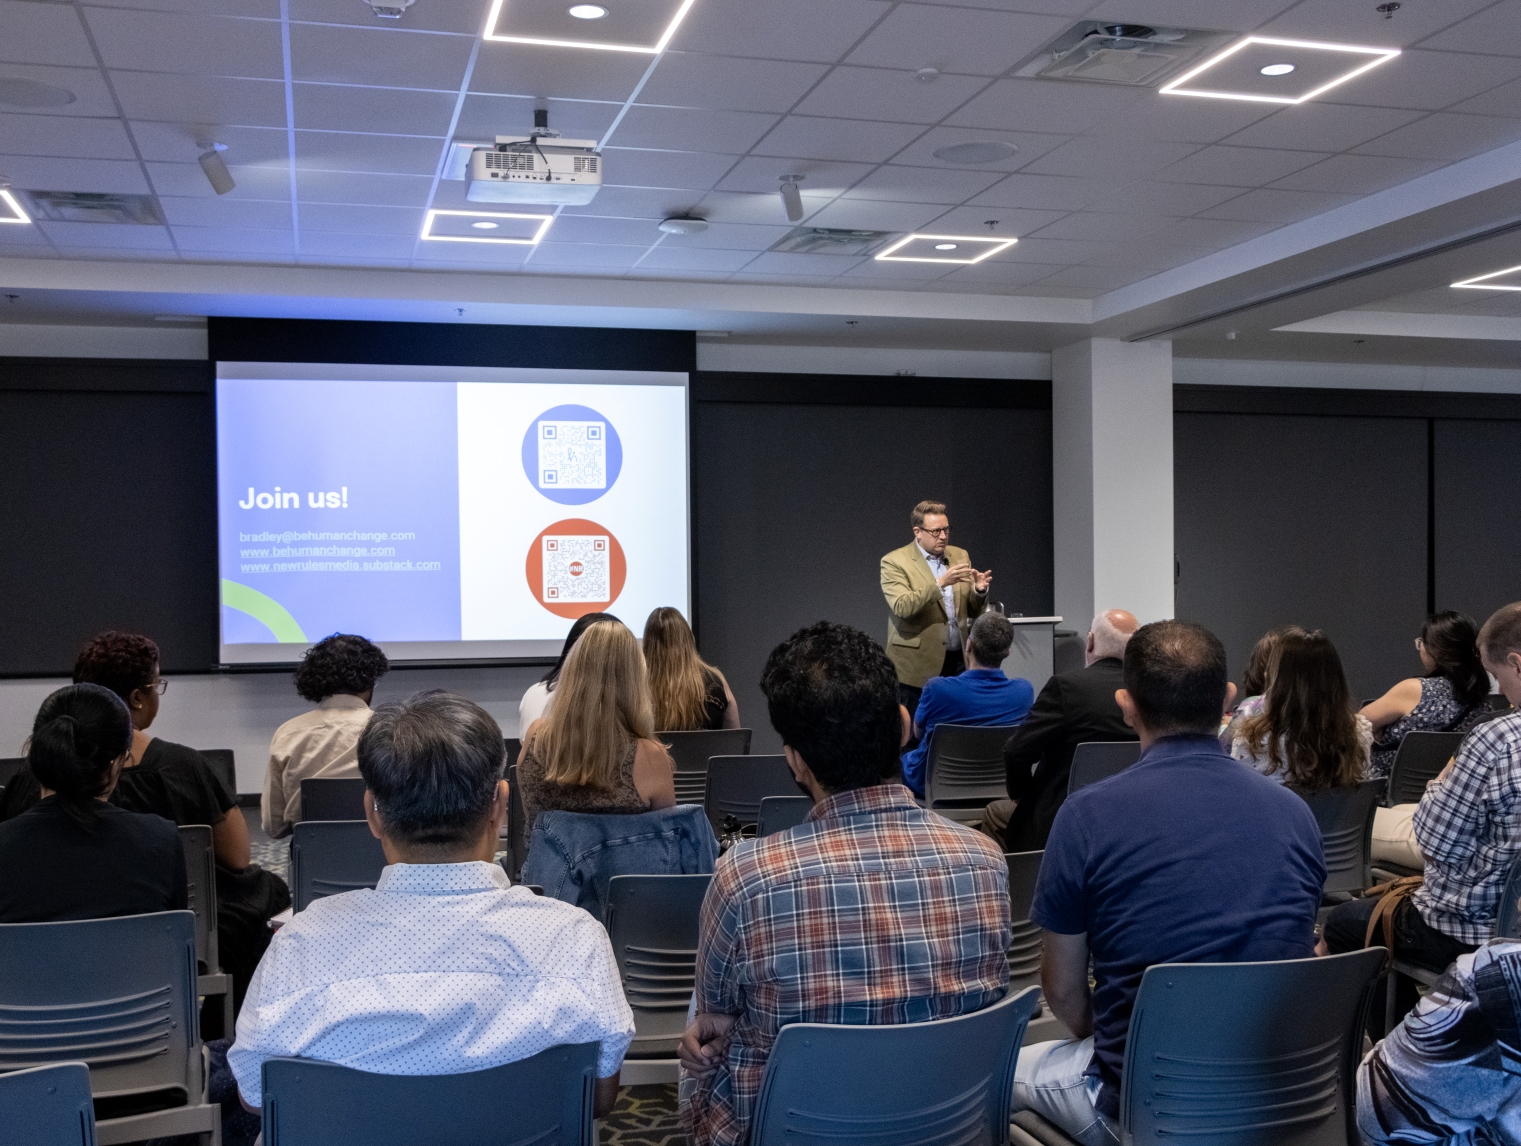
top-left (221, 579), bottom-right (308, 643)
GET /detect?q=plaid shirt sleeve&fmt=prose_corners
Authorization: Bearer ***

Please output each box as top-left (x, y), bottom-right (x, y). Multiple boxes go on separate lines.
top-left (695, 860), bottom-right (744, 1017)
top-left (1412, 731), bottom-right (1491, 867)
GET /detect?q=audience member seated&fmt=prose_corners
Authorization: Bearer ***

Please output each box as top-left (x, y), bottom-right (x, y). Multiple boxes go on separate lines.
top-left (996, 609), bottom-right (1139, 851)
top-left (1230, 627), bottom-right (1373, 787)
top-left (677, 622), bottom-right (1012, 1146)
top-left (1012, 620), bottom-right (1325, 1146)
top-left (518, 611), bottom-right (620, 729)
top-left (1358, 938), bottom-right (1521, 1144)
top-left (229, 690), bottom-right (634, 1122)
top-left (900, 611), bottom-right (1033, 797)
top-left (645, 606), bottom-right (740, 731)
top-left (518, 620), bottom-right (676, 832)
top-left (1322, 602), bottom-right (1521, 1029)
top-left (0, 683), bottom-right (186, 921)
top-left (0, 631), bottom-right (288, 1008)
top-left (262, 633), bottom-right (389, 838)
top-left (1218, 625), bottom-right (1290, 747)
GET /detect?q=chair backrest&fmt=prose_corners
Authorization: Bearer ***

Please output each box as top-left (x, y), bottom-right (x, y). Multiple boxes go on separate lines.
top-left (0, 912), bottom-right (203, 1108)
top-left (505, 763), bottom-right (527, 882)
top-left (1120, 949), bottom-right (1385, 1146)
top-left (261, 1041), bottom-right (598, 1146)
top-left (660, 728), bottom-right (752, 804)
top-left (604, 874), bottom-right (712, 1057)
top-left (197, 748), bottom-right (237, 796)
top-left (1067, 740), bottom-right (1142, 795)
top-left (0, 756), bottom-right (26, 790)
top-left (748, 986), bottom-right (1041, 1146)
top-left (299, 776), bottom-right (368, 823)
top-left (1386, 731), bottom-right (1466, 806)
top-left (1498, 850), bottom-right (1521, 940)
top-left (178, 824), bottom-right (221, 973)
top-left (757, 796), bottom-right (813, 838)
top-left (923, 724), bottom-right (1016, 811)
top-left (1005, 850), bottom-right (1044, 992)
top-left (1291, 779), bottom-right (1384, 896)
top-left (0, 1062), bottom-right (97, 1146)
top-left (290, 821), bottom-right (388, 912)
top-left (703, 755), bottom-right (796, 835)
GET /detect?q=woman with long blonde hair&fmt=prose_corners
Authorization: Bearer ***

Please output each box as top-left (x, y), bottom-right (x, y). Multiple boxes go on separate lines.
top-left (642, 607), bottom-right (739, 731)
top-left (517, 619), bottom-right (675, 831)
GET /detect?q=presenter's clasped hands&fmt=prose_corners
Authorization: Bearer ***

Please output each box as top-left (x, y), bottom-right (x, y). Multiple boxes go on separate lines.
top-left (936, 563), bottom-right (993, 593)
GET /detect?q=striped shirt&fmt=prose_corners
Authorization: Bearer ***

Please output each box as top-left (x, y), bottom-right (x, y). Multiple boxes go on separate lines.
top-left (683, 782), bottom-right (1012, 1146)
top-left (1413, 711), bottom-right (1521, 944)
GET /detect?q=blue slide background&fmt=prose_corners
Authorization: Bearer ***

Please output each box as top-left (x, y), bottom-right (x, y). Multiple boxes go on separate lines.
top-left (217, 378), bottom-right (461, 643)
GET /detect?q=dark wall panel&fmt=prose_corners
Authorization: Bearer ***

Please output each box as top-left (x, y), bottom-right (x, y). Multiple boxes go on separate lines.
top-left (1174, 410), bottom-right (1428, 699)
top-left (694, 399), bottom-right (1053, 752)
top-left (1434, 417), bottom-right (1521, 626)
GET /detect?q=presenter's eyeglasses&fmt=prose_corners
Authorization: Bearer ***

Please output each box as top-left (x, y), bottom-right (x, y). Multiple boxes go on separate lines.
top-left (916, 526), bottom-right (951, 538)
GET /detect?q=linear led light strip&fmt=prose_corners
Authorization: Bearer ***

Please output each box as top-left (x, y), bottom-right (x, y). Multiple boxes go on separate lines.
top-left (0, 189), bottom-right (30, 224)
top-left (875, 233), bottom-right (1018, 265)
top-left (421, 209), bottom-right (554, 244)
top-left (1159, 36), bottom-right (1399, 105)
top-left (483, 0), bottom-right (700, 53)
top-left (1452, 264), bottom-right (1521, 290)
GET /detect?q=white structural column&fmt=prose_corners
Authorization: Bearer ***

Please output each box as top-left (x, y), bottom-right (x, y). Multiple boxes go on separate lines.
top-left (1051, 337), bottom-right (1175, 628)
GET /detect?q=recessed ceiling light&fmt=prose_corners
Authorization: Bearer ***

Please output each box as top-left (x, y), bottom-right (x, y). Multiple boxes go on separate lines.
top-left (876, 233), bottom-right (1018, 265)
top-left (0, 77), bottom-right (76, 108)
top-left (0, 189), bottom-right (31, 225)
top-left (1159, 36), bottom-right (1399, 105)
top-left (484, 0), bottom-right (698, 53)
top-left (932, 140), bottom-right (1019, 165)
top-left (568, 4), bottom-right (607, 17)
top-left (471, 220), bottom-right (500, 229)
top-left (1451, 264), bottom-right (1521, 291)
top-left (421, 208), bottom-right (553, 245)
top-left (1260, 63), bottom-right (1295, 75)
top-left (934, 243), bottom-right (958, 250)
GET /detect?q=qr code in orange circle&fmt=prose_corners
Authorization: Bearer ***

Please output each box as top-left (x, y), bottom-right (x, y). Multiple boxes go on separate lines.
top-left (542, 535), bottom-right (610, 603)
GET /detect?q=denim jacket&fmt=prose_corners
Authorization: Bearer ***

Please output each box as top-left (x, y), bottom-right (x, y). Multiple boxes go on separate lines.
top-left (521, 804), bottom-right (719, 922)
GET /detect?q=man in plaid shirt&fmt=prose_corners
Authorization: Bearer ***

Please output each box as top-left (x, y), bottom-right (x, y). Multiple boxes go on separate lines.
top-left (678, 622), bottom-right (1013, 1146)
top-left (1325, 601), bottom-right (1521, 1025)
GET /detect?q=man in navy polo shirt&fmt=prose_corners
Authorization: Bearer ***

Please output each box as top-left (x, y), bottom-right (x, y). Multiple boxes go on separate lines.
top-left (1011, 620), bottom-right (1325, 1145)
top-left (901, 611), bottom-right (1034, 797)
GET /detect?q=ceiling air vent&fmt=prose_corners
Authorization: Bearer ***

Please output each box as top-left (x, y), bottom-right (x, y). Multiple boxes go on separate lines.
top-left (770, 227), bottom-right (895, 256)
top-left (1015, 23), bottom-right (1234, 87)
top-left (24, 191), bottom-right (165, 225)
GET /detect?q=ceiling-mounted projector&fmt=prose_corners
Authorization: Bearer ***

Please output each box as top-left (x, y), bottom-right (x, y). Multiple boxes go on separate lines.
top-left (466, 113), bottom-right (602, 206)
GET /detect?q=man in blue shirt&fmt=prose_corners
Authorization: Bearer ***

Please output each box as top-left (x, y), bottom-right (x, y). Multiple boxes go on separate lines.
top-left (900, 612), bottom-right (1034, 797)
top-left (1012, 620), bottom-right (1325, 1146)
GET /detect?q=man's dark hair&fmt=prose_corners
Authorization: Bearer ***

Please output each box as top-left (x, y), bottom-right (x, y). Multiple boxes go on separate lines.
top-left (1122, 620), bottom-right (1230, 735)
top-left (358, 690), bottom-right (504, 849)
top-left (968, 612), bottom-right (1014, 667)
top-left (295, 633), bottom-right (390, 703)
top-left (760, 622), bottom-right (901, 794)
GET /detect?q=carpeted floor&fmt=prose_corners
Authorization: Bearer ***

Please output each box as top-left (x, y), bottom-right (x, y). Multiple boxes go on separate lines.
top-left (602, 1084), bottom-right (686, 1146)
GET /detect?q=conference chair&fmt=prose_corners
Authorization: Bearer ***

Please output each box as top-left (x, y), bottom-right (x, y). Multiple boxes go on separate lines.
top-left (757, 795), bottom-right (813, 837)
top-left (1010, 949), bottom-right (1385, 1146)
top-left (922, 723), bottom-right (1017, 821)
top-left (747, 986), bottom-right (1041, 1146)
top-left (1385, 731), bottom-right (1465, 807)
top-left (1066, 740), bottom-right (1142, 795)
top-left (178, 825), bottom-right (235, 1038)
top-left (260, 1041), bottom-right (599, 1146)
top-left (703, 754), bottom-right (795, 838)
top-left (0, 911), bottom-right (220, 1145)
top-left (196, 748), bottom-right (237, 798)
top-left (0, 756), bottom-right (25, 790)
top-left (290, 820), bottom-right (388, 912)
top-left (660, 728), bottom-right (752, 805)
top-left (504, 736), bottom-right (521, 766)
top-left (604, 873), bottom-right (711, 1085)
top-left (1006, 850), bottom-right (1068, 1046)
top-left (299, 776), bottom-right (368, 822)
top-left (1291, 779), bottom-right (1385, 902)
top-left (0, 1062), bottom-right (97, 1146)
top-left (1498, 851), bottom-right (1521, 940)
top-left (504, 763), bottom-right (527, 882)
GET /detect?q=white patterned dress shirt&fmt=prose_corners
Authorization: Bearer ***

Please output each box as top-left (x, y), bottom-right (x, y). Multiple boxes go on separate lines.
top-left (228, 861), bottom-right (635, 1105)
top-left (917, 542), bottom-right (961, 651)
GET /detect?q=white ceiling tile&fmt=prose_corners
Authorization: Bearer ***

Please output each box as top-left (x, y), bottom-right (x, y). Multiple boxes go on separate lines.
top-left (744, 250), bottom-right (865, 275)
top-left (691, 189), bottom-right (805, 225)
top-left (1154, 144), bottom-right (1328, 188)
top-left (1080, 0), bottom-right (1295, 31)
top-left (458, 98), bottom-right (616, 145)
top-left (545, 215), bottom-right (662, 245)
top-left (592, 148), bottom-right (738, 191)
top-left (1218, 103), bottom-right (1425, 152)
top-left (50, 246), bottom-right (163, 261)
top-left (1080, 240), bottom-right (1209, 270)
top-left (655, 220), bottom-right (793, 248)
top-left (845, 6), bottom-right (1072, 77)
top-left (723, 272), bottom-right (841, 285)
top-left (158, 195), bottom-right (292, 227)
top-left (1319, 49), bottom-right (1521, 112)
top-left (529, 243), bottom-right (649, 268)
top-left (36, 221), bottom-right (175, 249)
top-left (636, 245), bottom-right (759, 271)
top-left (290, 22), bottom-right (470, 89)
top-left (1031, 264), bottom-right (1149, 290)
top-left (1269, 153), bottom-right (1444, 194)
top-left (1257, 0), bottom-right (1496, 50)
top-left (88, 0), bottom-right (278, 16)
top-left (993, 235), bottom-right (1114, 263)
top-left (557, 184), bottom-right (708, 219)
top-left (297, 231), bottom-right (421, 257)
top-left (173, 224), bottom-right (295, 253)
top-left (470, 44), bottom-right (650, 102)
top-left (1083, 180), bottom-right (1244, 215)
top-left (888, 126), bottom-right (1069, 169)
top-left (1351, 112), bottom-right (1521, 162)
top-left (0, 1), bottom-right (98, 68)
top-left (1421, 1), bottom-right (1521, 57)
top-left (296, 170), bottom-right (432, 206)
top-left (298, 202), bottom-right (423, 234)
top-left (294, 83), bottom-right (459, 136)
top-left (145, 160), bottom-right (291, 199)
top-left (412, 242), bottom-right (530, 266)
top-left (1142, 216), bottom-right (1279, 247)
top-left (132, 122), bottom-right (288, 165)
top-left (802, 199), bottom-right (950, 230)
top-left (0, 65), bottom-right (116, 118)
top-left (637, 54), bottom-right (830, 113)
top-left (1027, 211), bottom-right (1173, 242)
top-left (933, 259), bottom-right (1062, 287)
top-left (111, 73), bottom-right (288, 128)
top-left (969, 172), bottom-right (1113, 209)
top-left (752, 115), bottom-right (925, 163)
top-left (3, 154), bottom-right (149, 193)
top-left (670, 0), bottom-right (892, 63)
top-left (1450, 75), bottom-right (1521, 118)
top-left (83, 8), bottom-right (283, 78)
top-left (715, 156), bottom-right (874, 194)
top-left (793, 67), bottom-right (988, 124)
top-left (1022, 136), bottom-right (1201, 179)
top-left (0, 112), bottom-right (136, 160)
top-left (289, 0), bottom-right (480, 33)
top-left (948, 78), bottom-right (1149, 134)
top-left (840, 164), bottom-right (1006, 202)
top-left (1084, 96), bottom-right (1280, 144)
top-left (612, 105), bottom-right (779, 153)
top-left (920, 203), bottom-right (1065, 234)
top-left (839, 256), bottom-right (954, 280)
top-left (294, 131), bottom-right (444, 175)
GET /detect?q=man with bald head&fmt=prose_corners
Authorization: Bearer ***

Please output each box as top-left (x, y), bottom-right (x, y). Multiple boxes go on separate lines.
top-left (998, 609), bottom-right (1140, 852)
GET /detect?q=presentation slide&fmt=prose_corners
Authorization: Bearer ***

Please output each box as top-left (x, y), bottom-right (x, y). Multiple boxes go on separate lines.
top-left (216, 361), bottom-right (689, 664)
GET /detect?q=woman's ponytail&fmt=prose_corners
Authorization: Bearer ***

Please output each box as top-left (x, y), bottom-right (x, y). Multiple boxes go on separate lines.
top-left (26, 684), bottom-right (133, 829)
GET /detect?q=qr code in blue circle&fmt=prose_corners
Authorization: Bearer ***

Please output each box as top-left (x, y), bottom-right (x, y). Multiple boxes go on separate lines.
top-left (538, 421), bottom-right (607, 490)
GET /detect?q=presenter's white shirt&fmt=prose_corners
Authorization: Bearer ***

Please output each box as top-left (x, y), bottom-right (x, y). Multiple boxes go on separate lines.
top-left (917, 542), bottom-right (962, 651)
top-left (228, 861), bottom-right (635, 1105)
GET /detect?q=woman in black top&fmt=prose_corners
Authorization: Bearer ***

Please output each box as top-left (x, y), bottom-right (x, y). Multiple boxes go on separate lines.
top-left (642, 607), bottom-right (739, 731)
top-left (0, 684), bottom-right (186, 921)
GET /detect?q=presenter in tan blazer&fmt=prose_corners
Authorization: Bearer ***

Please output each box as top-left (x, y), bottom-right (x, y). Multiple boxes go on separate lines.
top-left (881, 500), bottom-right (992, 712)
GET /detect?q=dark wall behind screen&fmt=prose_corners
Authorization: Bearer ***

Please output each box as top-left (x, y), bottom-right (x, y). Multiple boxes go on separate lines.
top-left (693, 384), bottom-right (1054, 753)
top-left (1434, 418), bottom-right (1521, 626)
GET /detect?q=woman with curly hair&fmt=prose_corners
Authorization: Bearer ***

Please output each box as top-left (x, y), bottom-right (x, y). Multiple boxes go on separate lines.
top-left (263, 633), bottom-right (389, 839)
